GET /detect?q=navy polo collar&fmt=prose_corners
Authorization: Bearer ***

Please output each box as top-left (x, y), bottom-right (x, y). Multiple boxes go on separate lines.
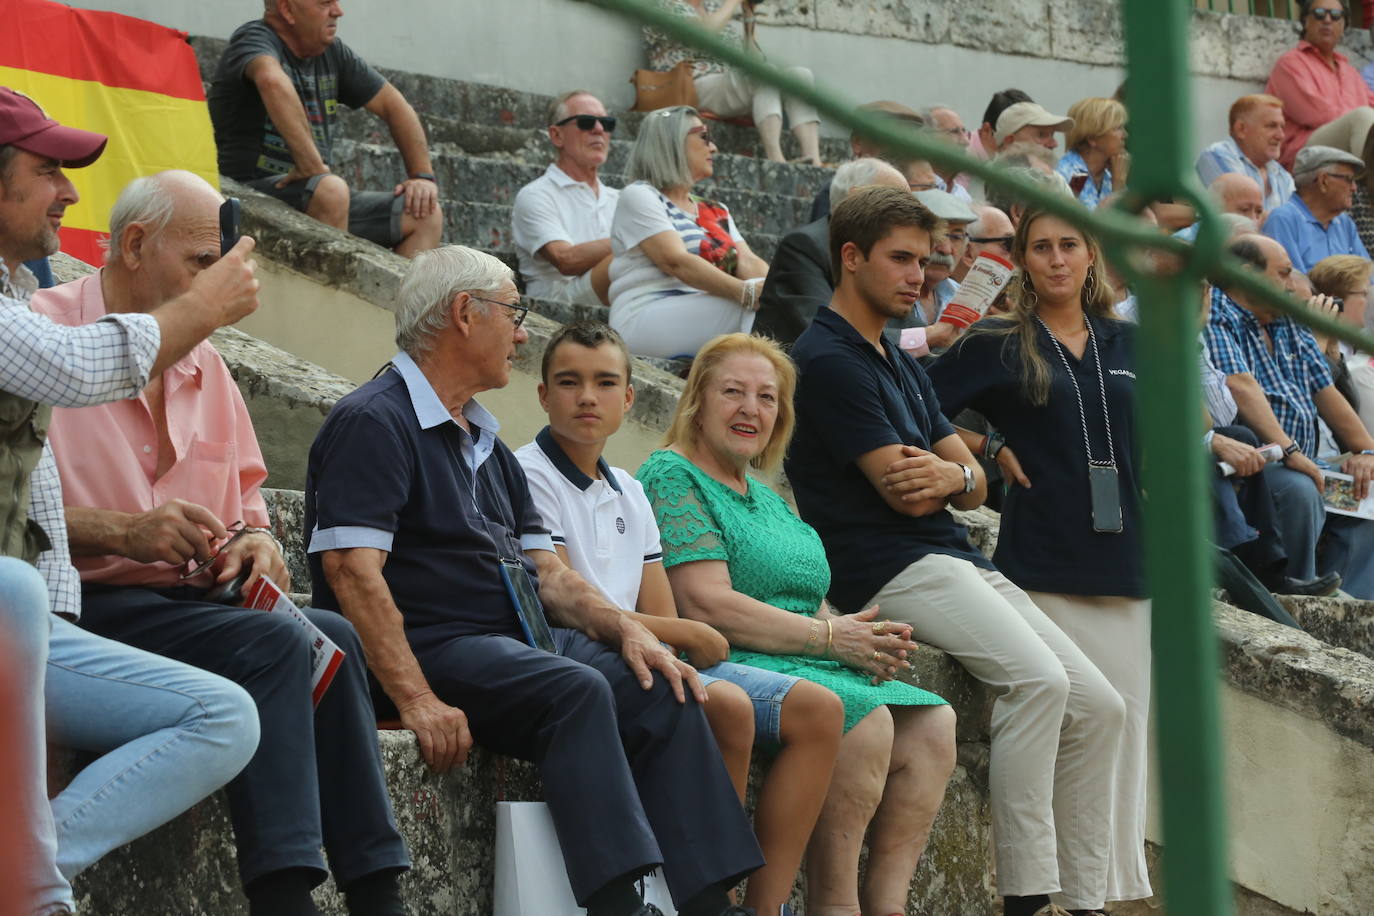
top-left (535, 426), bottom-right (622, 493)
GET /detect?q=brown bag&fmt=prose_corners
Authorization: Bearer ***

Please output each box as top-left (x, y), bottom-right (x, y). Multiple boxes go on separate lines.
top-left (630, 60), bottom-right (699, 112)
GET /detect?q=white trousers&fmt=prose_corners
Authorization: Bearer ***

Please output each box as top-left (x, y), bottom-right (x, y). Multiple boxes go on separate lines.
top-left (1026, 590), bottom-right (1154, 905)
top-left (868, 554), bottom-right (1130, 908)
top-left (609, 291), bottom-right (756, 359)
top-left (693, 66), bottom-right (819, 128)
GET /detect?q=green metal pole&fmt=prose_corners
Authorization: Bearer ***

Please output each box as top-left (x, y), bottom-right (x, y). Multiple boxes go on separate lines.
top-left (1121, 0), bottom-right (1235, 913)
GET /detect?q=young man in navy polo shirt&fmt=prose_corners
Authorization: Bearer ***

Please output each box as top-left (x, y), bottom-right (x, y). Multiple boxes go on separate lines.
top-left (306, 247), bottom-right (761, 916)
top-left (786, 186), bottom-right (1128, 916)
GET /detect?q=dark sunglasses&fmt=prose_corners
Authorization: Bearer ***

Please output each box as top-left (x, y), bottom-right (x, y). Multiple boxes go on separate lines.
top-left (1309, 7), bottom-right (1345, 21)
top-left (552, 114), bottom-right (617, 133)
top-left (687, 126), bottom-right (715, 146)
top-left (970, 235), bottom-right (1015, 248)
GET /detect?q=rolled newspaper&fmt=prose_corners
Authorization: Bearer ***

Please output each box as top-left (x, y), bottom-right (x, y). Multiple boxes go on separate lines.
top-left (938, 251), bottom-right (1015, 329)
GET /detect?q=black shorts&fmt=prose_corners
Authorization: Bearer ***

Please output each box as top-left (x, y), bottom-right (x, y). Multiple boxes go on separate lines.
top-left (245, 173), bottom-right (405, 248)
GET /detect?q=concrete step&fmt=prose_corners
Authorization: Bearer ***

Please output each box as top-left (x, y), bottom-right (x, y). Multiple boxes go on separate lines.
top-left (190, 34), bottom-right (851, 164)
top-left (330, 139), bottom-right (818, 238)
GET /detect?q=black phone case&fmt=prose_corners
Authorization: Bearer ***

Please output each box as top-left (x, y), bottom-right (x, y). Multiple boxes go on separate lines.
top-left (1089, 465), bottom-right (1124, 534)
top-left (219, 198), bottom-right (242, 256)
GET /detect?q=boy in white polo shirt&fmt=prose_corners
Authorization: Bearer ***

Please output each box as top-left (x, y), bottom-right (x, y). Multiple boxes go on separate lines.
top-left (515, 322), bottom-right (843, 916)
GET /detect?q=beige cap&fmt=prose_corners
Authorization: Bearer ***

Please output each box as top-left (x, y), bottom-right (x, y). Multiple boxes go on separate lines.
top-left (994, 102), bottom-right (1074, 144)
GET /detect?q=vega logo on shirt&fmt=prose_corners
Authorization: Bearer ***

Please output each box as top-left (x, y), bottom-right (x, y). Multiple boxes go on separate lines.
top-left (1108, 368), bottom-right (1136, 380)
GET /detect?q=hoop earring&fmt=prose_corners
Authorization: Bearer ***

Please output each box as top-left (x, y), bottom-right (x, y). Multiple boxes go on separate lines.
top-left (1020, 272), bottom-right (1039, 312)
top-left (1083, 265), bottom-right (1097, 303)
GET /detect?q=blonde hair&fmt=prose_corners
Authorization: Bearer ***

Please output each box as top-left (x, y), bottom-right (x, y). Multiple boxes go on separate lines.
top-left (1065, 97), bottom-right (1126, 153)
top-left (964, 209), bottom-right (1118, 407)
top-left (1309, 254), bottom-right (1373, 297)
top-left (1228, 93), bottom-right (1284, 132)
top-left (661, 334), bottom-right (797, 473)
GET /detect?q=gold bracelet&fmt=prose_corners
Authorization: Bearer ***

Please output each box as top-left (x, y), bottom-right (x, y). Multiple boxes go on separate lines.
top-left (805, 618), bottom-right (820, 655)
top-left (824, 618), bottom-right (834, 658)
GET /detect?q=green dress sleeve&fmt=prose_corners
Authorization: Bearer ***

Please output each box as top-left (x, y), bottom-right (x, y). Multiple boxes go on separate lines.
top-left (639, 453), bottom-right (728, 568)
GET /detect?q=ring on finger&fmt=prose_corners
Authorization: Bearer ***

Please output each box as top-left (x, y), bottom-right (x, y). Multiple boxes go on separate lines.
top-left (872, 621), bottom-right (886, 635)
top-left (872, 649), bottom-right (881, 662)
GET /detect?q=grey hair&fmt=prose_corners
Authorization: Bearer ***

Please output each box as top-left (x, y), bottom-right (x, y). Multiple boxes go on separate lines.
top-left (626, 105), bottom-right (698, 190)
top-left (394, 245), bottom-right (514, 359)
top-left (1219, 212), bottom-right (1259, 237)
top-left (1295, 166), bottom-right (1340, 191)
top-left (0, 145), bottom-right (18, 180)
top-left (829, 158), bottom-right (904, 214)
top-left (995, 141), bottom-right (1059, 171)
top-left (549, 89), bottom-right (597, 127)
top-left (919, 105), bottom-right (957, 124)
top-left (105, 174), bottom-right (182, 262)
top-left (984, 166), bottom-right (1066, 218)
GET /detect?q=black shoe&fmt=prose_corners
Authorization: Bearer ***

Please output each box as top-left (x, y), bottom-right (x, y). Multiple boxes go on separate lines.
top-left (1272, 571), bottom-right (1342, 597)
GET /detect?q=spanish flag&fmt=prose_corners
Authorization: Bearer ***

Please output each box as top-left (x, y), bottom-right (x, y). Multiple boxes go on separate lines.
top-left (0, 0), bottom-right (216, 265)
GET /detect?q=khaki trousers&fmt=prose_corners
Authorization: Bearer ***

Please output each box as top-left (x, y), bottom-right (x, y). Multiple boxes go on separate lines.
top-left (1025, 591), bottom-right (1153, 905)
top-left (1306, 106), bottom-right (1374, 158)
top-left (868, 554), bottom-right (1128, 908)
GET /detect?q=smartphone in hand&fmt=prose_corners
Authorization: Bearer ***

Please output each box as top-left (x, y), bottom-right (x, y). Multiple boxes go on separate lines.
top-left (219, 197), bottom-right (242, 256)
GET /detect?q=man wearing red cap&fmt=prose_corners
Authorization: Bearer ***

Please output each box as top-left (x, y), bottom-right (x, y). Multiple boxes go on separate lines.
top-left (0, 86), bottom-right (267, 914)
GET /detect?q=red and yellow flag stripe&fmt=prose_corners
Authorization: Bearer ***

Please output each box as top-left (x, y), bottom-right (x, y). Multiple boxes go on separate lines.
top-left (0, 0), bottom-right (217, 265)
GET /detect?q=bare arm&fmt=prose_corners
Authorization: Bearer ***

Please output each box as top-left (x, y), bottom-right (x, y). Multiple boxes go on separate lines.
top-left (732, 235), bottom-right (769, 281)
top-left (244, 55), bottom-right (330, 179)
top-left (322, 547), bottom-right (471, 771)
top-left (526, 548), bottom-right (705, 702)
top-left (667, 558), bottom-right (916, 681)
top-left (364, 82), bottom-right (438, 218)
top-left (639, 229), bottom-right (747, 302)
top-left (1314, 384), bottom-right (1374, 498)
top-left (539, 239), bottom-right (612, 277)
top-left (1226, 371), bottom-right (1324, 489)
top-left (864, 432), bottom-right (986, 516)
top-left (684, 0), bottom-right (747, 33)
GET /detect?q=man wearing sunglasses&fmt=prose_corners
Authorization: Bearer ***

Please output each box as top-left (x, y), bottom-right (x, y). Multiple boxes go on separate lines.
top-left (513, 90), bottom-right (619, 308)
top-left (36, 171), bottom-right (412, 916)
top-left (955, 205), bottom-right (1015, 284)
top-left (1262, 145), bottom-right (1368, 272)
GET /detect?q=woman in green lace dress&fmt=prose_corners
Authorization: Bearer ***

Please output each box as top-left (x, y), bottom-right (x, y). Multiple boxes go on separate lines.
top-left (637, 333), bottom-right (955, 916)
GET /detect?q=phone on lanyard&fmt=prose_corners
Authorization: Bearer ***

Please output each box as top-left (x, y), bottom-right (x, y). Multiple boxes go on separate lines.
top-left (1089, 465), bottom-right (1123, 534)
top-left (220, 198), bottom-right (242, 256)
top-left (499, 558), bottom-right (558, 653)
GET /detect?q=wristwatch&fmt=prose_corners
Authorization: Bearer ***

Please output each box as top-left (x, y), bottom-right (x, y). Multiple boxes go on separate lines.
top-left (1283, 441), bottom-right (1302, 461)
top-left (957, 462), bottom-right (975, 494)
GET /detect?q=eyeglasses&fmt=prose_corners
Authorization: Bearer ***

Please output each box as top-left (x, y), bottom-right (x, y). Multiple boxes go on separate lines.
top-left (1309, 7), bottom-right (1345, 21)
top-left (471, 296), bottom-right (530, 328)
top-left (178, 521), bottom-right (247, 580)
top-left (909, 181), bottom-right (939, 192)
top-left (970, 235), bottom-right (1015, 250)
top-left (552, 114), bottom-right (617, 133)
top-left (937, 126), bottom-right (970, 139)
top-left (687, 126), bottom-right (715, 146)
top-left (1324, 171), bottom-right (1359, 185)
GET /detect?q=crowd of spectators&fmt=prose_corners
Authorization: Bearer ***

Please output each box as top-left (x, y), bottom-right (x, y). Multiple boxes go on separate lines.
top-left (9, 1), bottom-right (1374, 916)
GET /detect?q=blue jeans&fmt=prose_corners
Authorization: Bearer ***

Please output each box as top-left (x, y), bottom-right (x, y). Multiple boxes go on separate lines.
top-left (696, 661), bottom-right (802, 745)
top-left (0, 558), bottom-right (259, 914)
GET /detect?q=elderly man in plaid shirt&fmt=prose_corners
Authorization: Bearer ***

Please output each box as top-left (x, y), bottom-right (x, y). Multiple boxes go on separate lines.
top-left (1204, 233), bottom-right (1374, 599)
top-left (0, 87), bottom-right (263, 914)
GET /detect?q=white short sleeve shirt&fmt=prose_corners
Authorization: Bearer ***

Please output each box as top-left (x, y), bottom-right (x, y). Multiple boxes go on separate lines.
top-left (514, 428), bottom-right (663, 610)
top-left (511, 163), bottom-right (620, 303)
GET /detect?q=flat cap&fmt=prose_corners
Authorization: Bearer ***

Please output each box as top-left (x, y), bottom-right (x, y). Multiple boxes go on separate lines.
top-left (915, 188), bottom-right (978, 223)
top-left (1293, 144), bottom-right (1365, 178)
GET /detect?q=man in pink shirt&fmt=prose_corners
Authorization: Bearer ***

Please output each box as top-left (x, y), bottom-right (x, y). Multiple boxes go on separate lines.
top-left (36, 170), bottom-right (412, 916)
top-left (1266, 0), bottom-right (1374, 169)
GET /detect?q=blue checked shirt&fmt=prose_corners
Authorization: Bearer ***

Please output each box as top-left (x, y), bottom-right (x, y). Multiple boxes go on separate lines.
top-left (1195, 137), bottom-right (1295, 214)
top-left (1203, 286), bottom-right (1331, 457)
top-left (1055, 149), bottom-right (1112, 210)
top-left (1, 262), bottom-right (161, 618)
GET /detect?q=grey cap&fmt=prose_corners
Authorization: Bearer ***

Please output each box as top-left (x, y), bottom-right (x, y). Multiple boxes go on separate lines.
top-left (915, 188), bottom-right (978, 223)
top-left (1293, 144), bottom-right (1365, 179)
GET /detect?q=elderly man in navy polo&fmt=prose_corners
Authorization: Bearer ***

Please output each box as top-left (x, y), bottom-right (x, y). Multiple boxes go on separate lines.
top-left (1205, 234), bottom-right (1374, 599)
top-left (305, 245), bottom-right (762, 916)
top-left (1262, 145), bottom-right (1369, 272)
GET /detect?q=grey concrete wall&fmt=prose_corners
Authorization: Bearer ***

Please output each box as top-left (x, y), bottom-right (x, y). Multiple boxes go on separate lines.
top-left (66, 0), bottom-right (1371, 155)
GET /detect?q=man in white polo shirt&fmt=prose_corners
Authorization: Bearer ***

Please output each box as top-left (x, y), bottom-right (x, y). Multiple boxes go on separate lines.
top-left (512, 90), bottom-right (620, 306)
